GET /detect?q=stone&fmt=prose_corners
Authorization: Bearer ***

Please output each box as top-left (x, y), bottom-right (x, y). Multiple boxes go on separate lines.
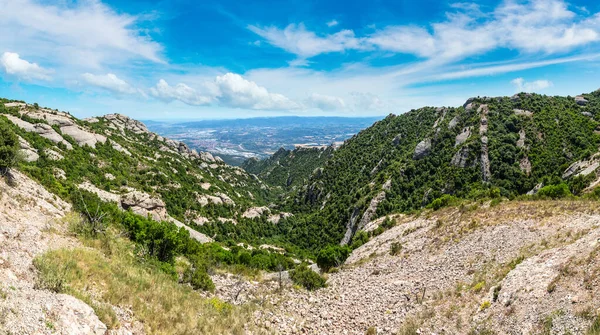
top-left (121, 191), bottom-right (167, 221)
top-left (17, 136), bottom-right (39, 162)
top-left (451, 147), bottom-right (470, 168)
top-left (243, 206), bottom-right (271, 219)
top-left (413, 138), bottom-right (432, 160)
top-left (455, 127), bottom-right (471, 147)
top-left (575, 96), bottom-right (588, 106)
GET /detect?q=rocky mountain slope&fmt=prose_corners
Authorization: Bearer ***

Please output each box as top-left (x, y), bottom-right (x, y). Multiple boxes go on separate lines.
top-left (242, 90), bottom-right (600, 250)
top-left (256, 200), bottom-right (600, 334)
top-left (0, 100), bottom-right (287, 242)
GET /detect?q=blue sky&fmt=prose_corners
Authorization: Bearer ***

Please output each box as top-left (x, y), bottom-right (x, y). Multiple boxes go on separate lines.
top-left (1, 0), bottom-right (600, 120)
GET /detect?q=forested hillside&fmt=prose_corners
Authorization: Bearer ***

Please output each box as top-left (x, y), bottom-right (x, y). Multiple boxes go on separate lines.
top-left (213, 90), bottom-right (600, 251)
top-left (242, 146), bottom-right (334, 189)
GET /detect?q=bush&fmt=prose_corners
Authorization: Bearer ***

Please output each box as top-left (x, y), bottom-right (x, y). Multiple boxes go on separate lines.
top-left (390, 242), bottom-right (402, 256)
top-left (190, 269), bottom-right (215, 292)
top-left (316, 245), bottom-right (350, 271)
top-left (536, 183), bottom-right (572, 199)
top-left (0, 119), bottom-right (19, 171)
top-left (289, 264), bottom-right (326, 291)
top-left (429, 194), bottom-right (457, 210)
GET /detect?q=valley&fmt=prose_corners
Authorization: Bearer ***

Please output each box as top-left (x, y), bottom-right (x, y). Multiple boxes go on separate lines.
top-left (145, 116), bottom-right (379, 166)
top-left (1, 89), bottom-right (600, 334)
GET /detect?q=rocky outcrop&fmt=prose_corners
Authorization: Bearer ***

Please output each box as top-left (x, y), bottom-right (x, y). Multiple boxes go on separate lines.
top-left (575, 95), bottom-right (588, 106)
top-left (267, 212), bottom-right (293, 224)
top-left (448, 115), bottom-right (459, 129)
top-left (17, 136), bottom-right (39, 162)
top-left (520, 156), bottom-right (532, 175)
top-left (562, 154), bottom-right (600, 179)
top-left (78, 181), bottom-right (121, 203)
top-left (5, 115), bottom-right (73, 149)
top-left (341, 191), bottom-right (386, 245)
top-left (44, 148), bottom-right (64, 161)
top-left (455, 127), bottom-right (471, 147)
top-left (451, 146), bottom-right (470, 168)
top-left (513, 109), bottom-right (533, 117)
top-left (121, 191), bottom-right (168, 221)
top-left (413, 138), bottom-right (431, 159)
top-left (242, 206), bottom-right (270, 219)
top-left (479, 105), bottom-right (491, 182)
top-left (526, 182), bottom-right (544, 195)
top-left (60, 124), bottom-right (107, 147)
top-left (104, 113), bottom-right (149, 135)
top-left (517, 129), bottom-right (527, 148)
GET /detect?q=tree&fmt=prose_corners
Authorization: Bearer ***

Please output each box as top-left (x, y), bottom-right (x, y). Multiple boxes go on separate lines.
top-left (316, 245), bottom-right (350, 271)
top-left (0, 119), bottom-right (19, 173)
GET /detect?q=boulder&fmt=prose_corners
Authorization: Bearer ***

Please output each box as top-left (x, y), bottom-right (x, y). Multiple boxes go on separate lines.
top-left (60, 125), bottom-right (106, 147)
top-left (17, 136), bottom-right (38, 162)
top-left (451, 147), bottom-right (470, 168)
top-left (121, 191), bottom-right (167, 221)
top-left (455, 127), bottom-right (471, 147)
top-left (242, 206), bottom-right (270, 219)
top-left (448, 116), bottom-right (459, 129)
top-left (413, 138), bottom-right (432, 159)
top-left (575, 96), bottom-right (588, 106)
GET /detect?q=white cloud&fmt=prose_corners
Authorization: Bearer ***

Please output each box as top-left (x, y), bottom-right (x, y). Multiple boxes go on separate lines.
top-left (82, 73), bottom-right (136, 94)
top-left (0, 0), bottom-right (163, 70)
top-left (148, 73), bottom-right (300, 110)
top-left (306, 93), bottom-right (345, 110)
top-left (511, 77), bottom-right (553, 92)
top-left (251, 0), bottom-right (600, 63)
top-left (214, 73), bottom-right (300, 110)
top-left (247, 23), bottom-right (365, 59)
top-left (326, 20), bottom-right (339, 27)
top-left (0, 52), bottom-right (52, 81)
top-left (150, 79), bottom-right (213, 106)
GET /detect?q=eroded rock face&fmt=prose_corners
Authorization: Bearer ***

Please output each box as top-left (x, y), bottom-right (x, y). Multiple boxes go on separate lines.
top-left (455, 127), bottom-right (471, 147)
top-left (341, 191), bottom-right (386, 245)
top-left (121, 191), bottom-right (168, 221)
top-left (5, 115), bottom-right (73, 149)
top-left (104, 113), bottom-right (149, 135)
top-left (60, 124), bottom-right (107, 147)
top-left (242, 206), bottom-right (270, 219)
top-left (17, 136), bottom-right (39, 162)
top-left (451, 146), bottom-right (470, 168)
top-left (413, 138), bottom-right (432, 160)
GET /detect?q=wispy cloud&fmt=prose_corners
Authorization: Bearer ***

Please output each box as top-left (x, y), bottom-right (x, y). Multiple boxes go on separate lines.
top-left (250, 0), bottom-right (600, 63)
top-left (511, 77), bottom-right (553, 92)
top-left (0, 0), bottom-right (163, 71)
top-left (82, 73), bottom-right (138, 95)
top-left (326, 20), bottom-right (339, 27)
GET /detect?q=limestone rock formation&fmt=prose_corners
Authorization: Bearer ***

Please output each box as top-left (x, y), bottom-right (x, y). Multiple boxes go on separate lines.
top-left (121, 191), bottom-right (168, 221)
top-left (413, 138), bottom-right (432, 159)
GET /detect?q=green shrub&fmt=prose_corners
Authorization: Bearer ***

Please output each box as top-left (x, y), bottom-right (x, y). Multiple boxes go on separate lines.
top-left (289, 264), bottom-right (326, 291)
top-left (190, 269), bottom-right (215, 292)
top-left (390, 242), bottom-right (402, 256)
top-left (316, 245), bottom-right (350, 271)
top-left (0, 118), bottom-right (19, 170)
top-left (429, 194), bottom-right (457, 210)
top-left (536, 183), bottom-right (572, 199)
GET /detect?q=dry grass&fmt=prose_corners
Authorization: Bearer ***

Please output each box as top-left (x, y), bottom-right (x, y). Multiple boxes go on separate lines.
top-left (34, 234), bottom-right (265, 335)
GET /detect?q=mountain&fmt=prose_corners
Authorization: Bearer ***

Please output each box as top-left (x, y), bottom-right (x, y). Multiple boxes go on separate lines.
top-left (224, 91), bottom-right (600, 250)
top-left (2, 91), bottom-right (600, 334)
